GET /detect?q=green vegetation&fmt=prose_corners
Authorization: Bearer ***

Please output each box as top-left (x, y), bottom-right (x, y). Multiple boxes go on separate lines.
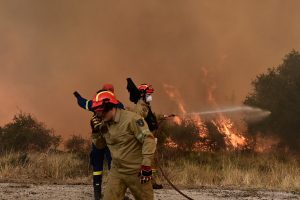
top-left (0, 112), bottom-right (61, 153)
top-left (244, 50), bottom-right (300, 151)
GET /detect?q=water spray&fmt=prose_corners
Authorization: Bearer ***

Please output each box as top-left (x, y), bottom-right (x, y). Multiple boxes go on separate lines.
top-left (190, 106), bottom-right (270, 115)
top-left (162, 106), bottom-right (271, 123)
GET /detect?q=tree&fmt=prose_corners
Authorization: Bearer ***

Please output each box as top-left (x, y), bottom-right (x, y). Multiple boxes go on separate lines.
top-left (64, 134), bottom-right (88, 153)
top-left (244, 50), bottom-right (300, 151)
top-left (0, 112), bottom-right (61, 152)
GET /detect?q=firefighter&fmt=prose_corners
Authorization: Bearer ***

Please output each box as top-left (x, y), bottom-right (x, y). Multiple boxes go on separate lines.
top-left (91, 91), bottom-right (156, 200)
top-left (127, 78), bottom-right (163, 189)
top-left (74, 84), bottom-right (124, 111)
top-left (73, 84), bottom-right (123, 200)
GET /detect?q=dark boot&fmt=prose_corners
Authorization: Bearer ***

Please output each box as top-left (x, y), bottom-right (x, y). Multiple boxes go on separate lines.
top-left (152, 183), bottom-right (163, 189)
top-left (93, 174), bottom-right (103, 200)
top-left (94, 183), bottom-right (101, 200)
top-left (152, 169), bottom-right (163, 190)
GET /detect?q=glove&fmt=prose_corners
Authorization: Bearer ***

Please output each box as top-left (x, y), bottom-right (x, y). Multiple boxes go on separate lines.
top-left (73, 91), bottom-right (81, 98)
top-left (126, 78), bottom-right (141, 104)
top-left (91, 115), bottom-right (109, 134)
top-left (139, 165), bottom-right (152, 184)
top-left (90, 115), bottom-right (102, 133)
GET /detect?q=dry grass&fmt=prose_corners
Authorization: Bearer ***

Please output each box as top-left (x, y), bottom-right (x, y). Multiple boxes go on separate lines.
top-left (161, 151), bottom-right (300, 191)
top-left (0, 152), bottom-right (91, 184)
top-left (0, 151), bottom-right (299, 192)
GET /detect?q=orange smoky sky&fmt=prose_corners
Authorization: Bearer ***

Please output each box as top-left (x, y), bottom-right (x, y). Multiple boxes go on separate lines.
top-left (1, 0), bottom-right (300, 138)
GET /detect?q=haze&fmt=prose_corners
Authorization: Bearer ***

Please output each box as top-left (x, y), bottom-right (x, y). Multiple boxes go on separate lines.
top-left (1, 0), bottom-right (300, 137)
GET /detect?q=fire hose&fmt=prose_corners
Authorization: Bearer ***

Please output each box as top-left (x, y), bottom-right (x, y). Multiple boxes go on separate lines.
top-left (154, 115), bottom-right (195, 200)
top-left (156, 163), bottom-right (194, 200)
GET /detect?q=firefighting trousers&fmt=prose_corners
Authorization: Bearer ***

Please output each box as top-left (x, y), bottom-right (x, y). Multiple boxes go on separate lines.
top-left (90, 144), bottom-right (112, 186)
top-left (103, 168), bottom-right (154, 200)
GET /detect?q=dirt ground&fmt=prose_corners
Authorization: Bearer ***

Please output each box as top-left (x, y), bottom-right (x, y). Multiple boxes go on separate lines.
top-left (0, 183), bottom-right (299, 200)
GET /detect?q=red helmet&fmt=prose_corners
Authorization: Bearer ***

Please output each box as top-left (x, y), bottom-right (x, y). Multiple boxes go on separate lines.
top-left (138, 84), bottom-right (154, 94)
top-left (91, 91), bottom-right (119, 111)
top-left (102, 83), bottom-right (114, 93)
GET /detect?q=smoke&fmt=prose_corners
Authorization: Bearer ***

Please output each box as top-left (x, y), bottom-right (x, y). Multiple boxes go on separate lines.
top-left (1, 0), bottom-right (300, 137)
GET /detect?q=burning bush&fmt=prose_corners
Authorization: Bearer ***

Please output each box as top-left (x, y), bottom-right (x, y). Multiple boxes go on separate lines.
top-left (165, 117), bottom-right (201, 151)
top-left (161, 115), bottom-right (249, 152)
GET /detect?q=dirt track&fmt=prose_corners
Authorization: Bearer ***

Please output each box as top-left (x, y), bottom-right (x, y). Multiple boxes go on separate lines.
top-left (0, 183), bottom-right (299, 200)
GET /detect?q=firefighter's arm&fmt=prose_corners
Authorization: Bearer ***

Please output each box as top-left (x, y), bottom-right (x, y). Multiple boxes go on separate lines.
top-left (133, 99), bottom-right (149, 118)
top-left (130, 115), bottom-right (156, 166)
top-left (90, 116), bottom-right (107, 149)
top-left (73, 91), bottom-right (93, 111)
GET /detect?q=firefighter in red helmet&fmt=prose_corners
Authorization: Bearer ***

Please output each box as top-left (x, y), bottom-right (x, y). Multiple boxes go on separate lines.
top-left (90, 91), bottom-right (156, 200)
top-left (127, 79), bottom-right (163, 189)
top-left (74, 84), bottom-right (124, 200)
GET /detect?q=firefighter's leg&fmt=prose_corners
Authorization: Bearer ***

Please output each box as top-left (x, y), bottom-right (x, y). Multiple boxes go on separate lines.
top-left (91, 144), bottom-right (105, 200)
top-left (125, 173), bottom-right (154, 200)
top-left (151, 167), bottom-right (163, 189)
top-left (104, 146), bottom-right (112, 170)
top-left (103, 169), bottom-right (127, 200)
top-left (152, 138), bottom-right (163, 189)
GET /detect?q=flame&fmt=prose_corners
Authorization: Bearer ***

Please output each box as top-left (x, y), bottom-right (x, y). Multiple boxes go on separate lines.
top-left (190, 114), bottom-right (208, 139)
top-left (164, 83), bottom-right (209, 142)
top-left (164, 82), bottom-right (249, 151)
top-left (192, 141), bottom-right (212, 152)
top-left (172, 116), bottom-right (182, 125)
top-left (164, 83), bottom-right (208, 151)
top-left (203, 67), bottom-right (248, 150)
top-left (163, 70), bottom-right (275, 152)
top-left (163, 84), bottom-right (187, 115)
top-left (212, 116), bottom-right (247, 149)
top-left (164, 137), bottom-right (178, 149)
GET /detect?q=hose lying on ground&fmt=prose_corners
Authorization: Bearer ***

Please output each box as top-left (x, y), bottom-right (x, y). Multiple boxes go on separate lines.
top-left (155, 117), bottom-right (194, 200)
top-left (157, 164), bottom-right (194, 200)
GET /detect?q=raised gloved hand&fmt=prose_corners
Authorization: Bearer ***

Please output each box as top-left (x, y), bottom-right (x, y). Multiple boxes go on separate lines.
top-left (90, 115), bottom-right (102, 133)
top-left (73, 91), bottom-right (81, 98)
top-left (126, 78), bottom-right (141, 104)
top-left (139, 165), bottom-right (152, 184)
